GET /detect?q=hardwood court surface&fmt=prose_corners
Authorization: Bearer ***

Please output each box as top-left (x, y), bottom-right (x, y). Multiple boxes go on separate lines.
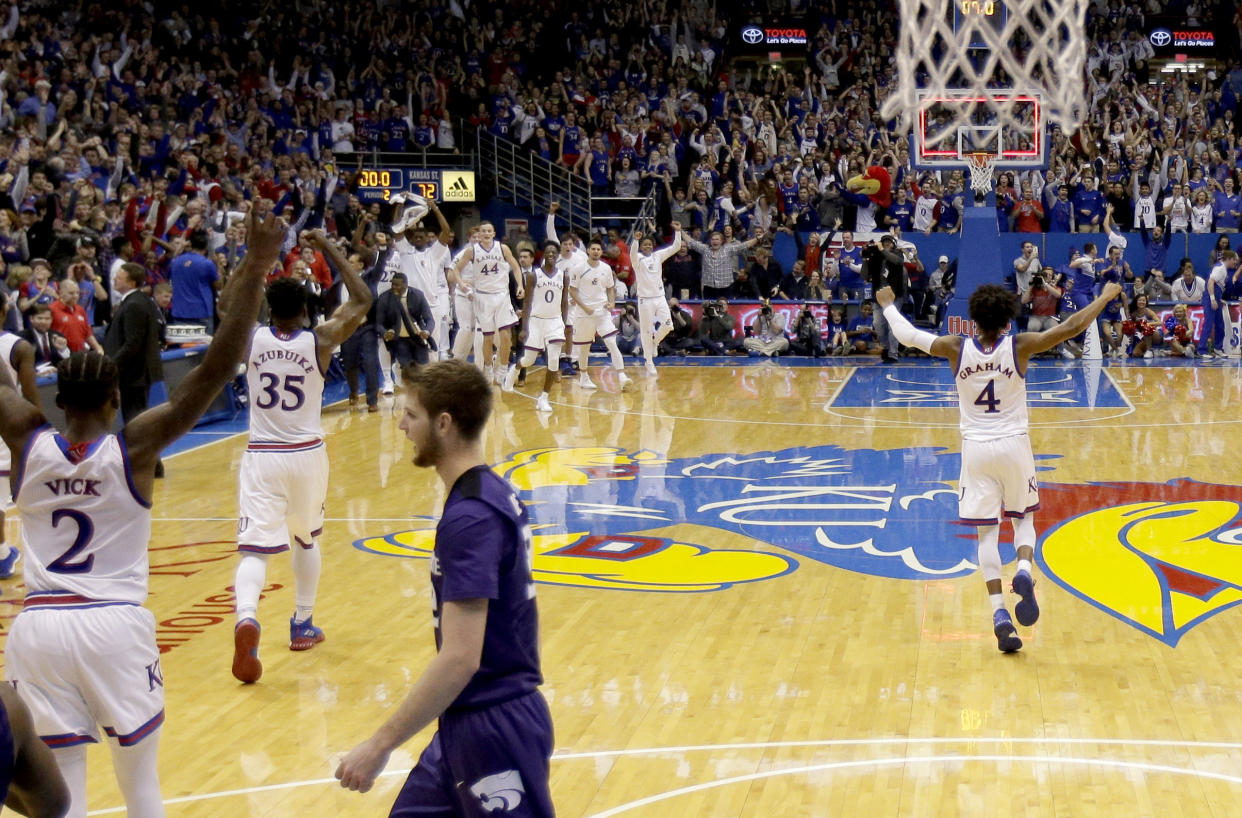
top-left (5, 358), bottom-right (1242, 817)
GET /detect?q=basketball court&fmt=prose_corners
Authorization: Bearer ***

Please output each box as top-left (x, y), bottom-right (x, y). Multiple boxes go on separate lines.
top-left (9, 357), bottom-right (1242, 817)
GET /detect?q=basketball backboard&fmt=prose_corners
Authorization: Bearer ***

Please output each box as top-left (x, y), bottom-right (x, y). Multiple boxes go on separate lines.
top-left (911, 91), bottom-right (1047, 170)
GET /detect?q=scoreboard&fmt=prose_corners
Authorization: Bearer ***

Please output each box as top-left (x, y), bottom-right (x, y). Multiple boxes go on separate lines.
top-left (354, 168), bottom-right (476, 204)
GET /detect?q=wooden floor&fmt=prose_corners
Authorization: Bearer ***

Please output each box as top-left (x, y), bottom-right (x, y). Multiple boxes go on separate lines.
top-left (7, 358), bottom-right (1242, 817)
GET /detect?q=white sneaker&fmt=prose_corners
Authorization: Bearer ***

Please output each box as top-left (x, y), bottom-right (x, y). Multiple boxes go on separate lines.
top-left (577, 373), bottom-right (597, 390)
top-left (1143, 350), bottom-right (1153, 359)
top-left (1216, 349), bottom-right (1231, 359)
top-left (1060, 349), bottom-right (1075, 360)
top-left (644, 362), bottom-right (657, 376)
top-left (617, 371), bottom-right (633, 391)
top-left (535, 393), bottom-right (553, 412)
top-left (501, 366), bottom-right (517, 392)
top-left (381, 383), bottom-right (395, 396)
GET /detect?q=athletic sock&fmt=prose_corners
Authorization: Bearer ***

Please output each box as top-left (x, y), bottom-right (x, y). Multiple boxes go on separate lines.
top-left (234, 554), bottom-right (268, 622)
top-left (989, 593), bottom-right (1005, 613)
top-left (1017, 558), bottom-right (1032, 575)
top-left (291, 541), bottom-right (322, 622)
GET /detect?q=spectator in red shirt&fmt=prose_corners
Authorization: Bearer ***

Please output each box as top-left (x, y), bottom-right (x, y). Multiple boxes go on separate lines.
top-left (1013, 186), bottom-right (1045, 233)
top-left (50, 279), bottom-right (104, 354)
top-left (279, 240), bottom-right (333, 288)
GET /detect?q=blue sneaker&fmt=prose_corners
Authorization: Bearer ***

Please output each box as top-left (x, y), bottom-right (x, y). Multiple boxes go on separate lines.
top-left (0, 547), bottom-right (20, 579)
top-left (232, 618), bottom-right (262, 683)
top-left (993, 609), bottom-right (1023, 653)
top-left (290, 616), bottom-right (325, 652)
top-left (1012, 570), bottom-right (1040, 626)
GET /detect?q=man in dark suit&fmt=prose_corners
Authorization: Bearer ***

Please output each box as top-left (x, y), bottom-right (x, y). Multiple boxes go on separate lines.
top-left (22, 303), bottom-right (70, 366)
top-left (375, 272), bottom-right (435, 369)
top-left (104, 262), bottom-right (165, 474)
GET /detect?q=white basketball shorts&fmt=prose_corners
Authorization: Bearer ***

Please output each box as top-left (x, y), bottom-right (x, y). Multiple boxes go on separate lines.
top-left (958, 434), bottom-right (1040, 524)
top-left (7, 604), bottom-right (164, 747)
top-left (569, 307), bottom-right (617, 342)
top-left (473, 290), bottom-right (519, 335)
top-left (238, 444), bottom-right (329, 554)
top-left (524, 316), bottom-right (566, 353)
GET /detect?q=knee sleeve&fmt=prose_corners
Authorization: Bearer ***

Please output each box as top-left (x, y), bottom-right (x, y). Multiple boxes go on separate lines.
top-left (1011, 514), bottom-right (1036, 552)
top-left (977, 524), bottom-right (1002, 583)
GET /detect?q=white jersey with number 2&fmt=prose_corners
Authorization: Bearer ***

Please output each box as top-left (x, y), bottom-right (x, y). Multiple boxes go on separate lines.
top-left (954, 335), bottom-right (1028, 441)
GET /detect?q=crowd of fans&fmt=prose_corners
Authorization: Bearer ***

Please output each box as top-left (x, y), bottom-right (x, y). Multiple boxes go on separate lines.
top-left (0, 0), bottom-right (1239, 365)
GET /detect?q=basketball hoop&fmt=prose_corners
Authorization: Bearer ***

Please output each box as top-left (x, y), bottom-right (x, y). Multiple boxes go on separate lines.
top-left (965, 152), bottom-right (999, 200)
top-left (880, 0), bottom-right (1089, 137)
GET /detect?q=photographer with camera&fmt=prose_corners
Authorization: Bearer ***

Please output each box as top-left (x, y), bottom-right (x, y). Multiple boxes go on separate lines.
top-left (1013, 241), bottom-right (1040, 301)
top-left (660, 297), bottom-right (700, 355)
top-left (1020, 267), bottom-right (1064, 356)
top-left (743, 300), bottom-right (789, 357)
top-left (789, 302), bottom-right (826, 357)
top-left (616, 301), bottom-right (642, 355)
top-left (864, 233), bottom-right (908, 363)
top-left (699, 297), bottom-right (745, 355)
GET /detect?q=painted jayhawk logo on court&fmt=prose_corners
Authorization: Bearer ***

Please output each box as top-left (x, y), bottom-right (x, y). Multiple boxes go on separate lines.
top-left (355, 445), bottom-right (1242, 646)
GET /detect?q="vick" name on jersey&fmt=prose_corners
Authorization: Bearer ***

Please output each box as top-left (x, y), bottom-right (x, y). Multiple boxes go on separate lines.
top-left (44, 478), bottom-right (102, 497)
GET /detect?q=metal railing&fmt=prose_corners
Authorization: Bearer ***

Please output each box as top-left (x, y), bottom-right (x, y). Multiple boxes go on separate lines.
top-left (474, 129), bottom-right (592, 235)
top-left (331, 149), bottom-right (475, 172)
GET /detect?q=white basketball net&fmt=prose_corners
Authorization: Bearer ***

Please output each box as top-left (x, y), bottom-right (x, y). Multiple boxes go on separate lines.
top-left (966, 153), bottom-right (999, 199)
top-left (881, 0), bottom-right (1090, 137)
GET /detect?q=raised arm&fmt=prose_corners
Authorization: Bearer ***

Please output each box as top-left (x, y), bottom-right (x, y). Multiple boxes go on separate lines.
top-left (122, 209), bottom-right (284, 480)
top-left (1016, 282), bottom-right (1123, 358)
top-left (312, 229), bottom-right (373, 362)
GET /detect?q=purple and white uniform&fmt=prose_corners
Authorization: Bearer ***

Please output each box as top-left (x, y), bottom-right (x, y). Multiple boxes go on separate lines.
top-left (390, 466), bottom-right (554, 818)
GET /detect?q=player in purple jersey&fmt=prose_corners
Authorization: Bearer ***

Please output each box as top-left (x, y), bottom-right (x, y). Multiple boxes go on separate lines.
top-left (0, 684), bottom-right (69, 816)
top-left (337, 359), bottom-right (553, 817)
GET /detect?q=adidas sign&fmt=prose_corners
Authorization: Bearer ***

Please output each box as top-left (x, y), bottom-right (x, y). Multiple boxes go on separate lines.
top-left (442, 171), bottom-right (475, 202)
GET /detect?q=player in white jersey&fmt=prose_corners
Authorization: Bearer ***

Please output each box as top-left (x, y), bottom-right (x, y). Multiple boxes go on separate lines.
top-left (447, 223), bottom-right (525, 386)
top-left (547, 200), bottom-right (588, 374)
top-left (0, 208), bottom-right (282, 817)
top-left (448, 225), bottom-right (484, 365)
top-left (392, 200), bottom-right (453, 362)
top-left (0, 298), bottom-right (40, 581)
top-left (499, 247), bottom-right (536, 392)
top-left (506, 239), bottom-right (569, 411)
top-left (629, 222), bottom-right (683, 376)
top-left (232, 230), bottom-right (373, 684)
top-left (875, 279), bottom-right (1122, 653)
top-left (569, 237), bottom-right (632, 391)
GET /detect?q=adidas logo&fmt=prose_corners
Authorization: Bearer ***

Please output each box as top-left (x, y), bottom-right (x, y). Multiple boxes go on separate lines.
top-left (442, 171), bottom-right (475, 201)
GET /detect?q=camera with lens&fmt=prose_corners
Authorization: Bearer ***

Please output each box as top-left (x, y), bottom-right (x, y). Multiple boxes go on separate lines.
top-left (1030, 275), bottom-right (1044, 290)
top-left (760, 303), bottom-right (773, 316)
top-left (702, 302), bottom-right (717, 317)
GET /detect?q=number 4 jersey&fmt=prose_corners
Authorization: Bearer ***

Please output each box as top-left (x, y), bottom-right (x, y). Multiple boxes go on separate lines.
top-left (246, 327), bottom-right (326, 447)
top-left (15, 428), bottom-right (153, 604)
top-left (954, 335), bottom-right (1029, 441)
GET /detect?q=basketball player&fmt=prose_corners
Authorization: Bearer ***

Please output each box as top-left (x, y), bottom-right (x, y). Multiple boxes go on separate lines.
top-left (336, 360), bottom-right (554, 817)
top-left (547, 201), bottom-right (586, 375)
top-left (569, 238), bottom-right (632, 391)
top-left (505, 239), bottom-right (568, 411)
top-left (447, 223), bottom-right (526, 385)
top-left (448, 225), bottom-right (483, 365)
top-left (0, 683), bottom-right (69, 816)
top-left (629, 222), bottom-right (683, 376)
top-left (875, 279), bottom-right (1123, 652)
top-left (0, 294), bottom-right (40, 581)
top-left (232, 229), bottom-right (373, 684)
top-left (396, 200), bottom-right (454, 360)
top-left (0, 208), bottom-right (281, 816)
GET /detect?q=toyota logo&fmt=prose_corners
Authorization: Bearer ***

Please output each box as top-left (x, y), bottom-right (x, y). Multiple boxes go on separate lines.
top-left (1149, 28), bottom-right (1171, 47)
top-left (741, 26), bottom-right (764, 45)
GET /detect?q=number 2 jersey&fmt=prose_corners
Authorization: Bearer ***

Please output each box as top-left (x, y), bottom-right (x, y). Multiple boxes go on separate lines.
top-left (15, 427), bottom-right (152, 605)
top-left (954, 335), bottom-right (1029, 441)
top-left (246, 327), bottom-right (325, 447)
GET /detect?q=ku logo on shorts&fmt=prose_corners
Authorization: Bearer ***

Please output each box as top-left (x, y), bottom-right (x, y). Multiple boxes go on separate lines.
top-left (469, 769), bottom-right (525, 811)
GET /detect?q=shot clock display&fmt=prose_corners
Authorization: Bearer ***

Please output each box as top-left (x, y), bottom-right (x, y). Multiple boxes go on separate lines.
top-left (952, 0), bottom-right (1007, 49)
top-left (354, 168), bottom-right (475, 204)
